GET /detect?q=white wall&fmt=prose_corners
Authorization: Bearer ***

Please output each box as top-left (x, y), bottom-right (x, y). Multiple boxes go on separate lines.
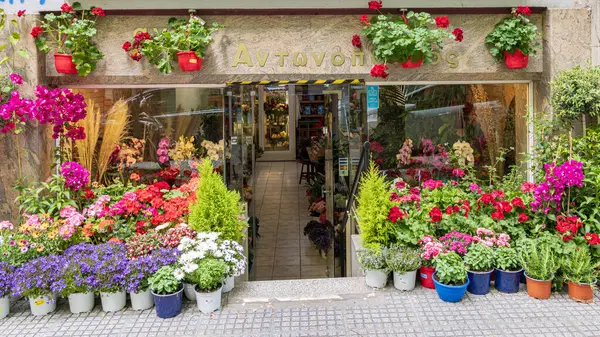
top-left (0, 0), bottom-right (63, 14)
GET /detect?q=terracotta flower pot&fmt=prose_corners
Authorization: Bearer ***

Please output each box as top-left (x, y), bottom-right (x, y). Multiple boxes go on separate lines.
top-left (568, 280), bottom-right (595, 303)
top-left (177, 51), bottom-right (202, 72)
top-left (503, 49), bottom-right (529, 69)
top-left (54, 53), bottom-right (77, 74)
top-left (401, 56), bottom-right (423, 69)
top-left (524, 273), bottom-right (552, 299)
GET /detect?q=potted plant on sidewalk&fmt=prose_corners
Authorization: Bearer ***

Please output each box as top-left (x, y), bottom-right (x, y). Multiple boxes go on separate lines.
top-left (464, 243), bottom-right (495, 295)
top-left (189, 257), bottom-right (227, 314)
top-left (418, 235), bottom-right (443, 289)
top-left (12, 255), bottom-right (65, 316)
top-left (0, 262), bottom-right (14, 319)
top-left (59, 244), bottom-right (98, 314)
top-left (357, 247), bottom-right (389, 288)
top-left (386, 245), bottom-right (421, 291)
top-left (494, 247), bottom-right (522, 293)
top-left (31, 2), bottom-right (105, 76)
top-left (485, 6), bottom-right (541, 69)
top-left (432, 251), bottom-right (469, 302)
top-left (519, 240), bottom-right (558, 299)
top-left (149, 265), bottom-right (184, 319)
top-left (562, 248), bottom-right (597, 303)
top-left (95, 243), bottom-right (129, 312)
top-left (218, 240), bottom-right (247, 293)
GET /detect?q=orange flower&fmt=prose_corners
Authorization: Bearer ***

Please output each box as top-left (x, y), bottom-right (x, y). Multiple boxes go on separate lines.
top-left (98, 219), bottom-right (114, 232)
top-left (109, 237), bottom-right (123, 244)
top-left (82, 223), bottom-right (95, 237)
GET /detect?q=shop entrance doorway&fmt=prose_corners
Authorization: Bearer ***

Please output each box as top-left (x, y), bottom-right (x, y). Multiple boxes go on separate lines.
top-left (225, 81), bottom-right (368, 281)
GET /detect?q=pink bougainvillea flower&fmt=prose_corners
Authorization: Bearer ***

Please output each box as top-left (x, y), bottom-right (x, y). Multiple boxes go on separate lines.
top-left (9, 73), bottom-right (23, 85)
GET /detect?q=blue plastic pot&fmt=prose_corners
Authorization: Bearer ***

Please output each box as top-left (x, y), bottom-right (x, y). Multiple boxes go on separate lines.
top-left (520, 269), bottom-right (526, 284)
top-left (467, 270), bottom-right (493, 295)
top-left (494, 269), bottom-right (523, 293)
top-left (433, 272), bottom-right (470, 303)
top-left (152, 287), bottom-right (183, 319)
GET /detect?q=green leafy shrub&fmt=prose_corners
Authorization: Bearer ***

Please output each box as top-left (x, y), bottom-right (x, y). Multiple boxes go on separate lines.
top-left (149, 266), bottom-right (181, 295)
top-left (464, 243), bottom-right (495, 272)
top-left (187, 257), bottom-right (227, 292)
top-left (494, 247), bottom-right (520, 271)
top-left (433, 251), bottom-right (467, 286)
top-left (386, 245), bottom-right (421, 273)
top-left (485, 7), bottom-right (540, 61)
top-left (519, 240), bottom-right (559, 280)
top-left (551, 65), bottom-right (600, 127)
top-left (562, 248), bottom-right (597, 285)
top-left (188, 160), bottom-right (246, 242)
top-left (357, 247), bottom-right (388, 272)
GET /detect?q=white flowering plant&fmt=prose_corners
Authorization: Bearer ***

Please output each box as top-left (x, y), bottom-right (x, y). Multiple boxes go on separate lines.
top-left (452, 141), bottom-right (475, 166)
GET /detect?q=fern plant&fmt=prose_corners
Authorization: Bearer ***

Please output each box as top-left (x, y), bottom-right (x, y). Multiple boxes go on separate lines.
top-left (188, 160), bottom-right (246, 242)
top-left (355, 160), bottom-right (395, 250)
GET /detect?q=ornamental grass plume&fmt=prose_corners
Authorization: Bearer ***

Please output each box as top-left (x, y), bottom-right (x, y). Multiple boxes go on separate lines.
top-left (74, 98), bottom-right (101, 175)
top-left (97, 99), bottom-right (129, 182)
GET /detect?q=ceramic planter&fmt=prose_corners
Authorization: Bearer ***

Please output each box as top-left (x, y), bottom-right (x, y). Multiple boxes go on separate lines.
top-left (419, 266), bottom-right (436, 289)
top-left (184, 282), bottom-right (197, 301)
top-left (152, 287), bottom-right (183, 319)
top-left (54, 53), bottom-right (78, 74)
top-left (130, 288), bottom-right (154, 310)
top-left (222, 276), bottom-right (235, 293)
top-left (401, 56), bottom-right (423, 69)
top-left (503, 49), bottom-right (529, 69)
top-left (364, 269), bottom-right (388, 288)
top-left (176, 51), bottom-right (202, 72)
top-left (494, 269), bottom-right (522, 293)
top-left (195, 286), bottom-right (223, 314)
top-left (524, 273), bottom-right (553, 299)
top-left (467, 270), bottom-right (493, 295)
top-left (0, 296), bottom-right (10, 319)
top-left (433, 272), bottom-right (470, 303)
top-left (568, 280), bottom-right (596, 303)
top-left (68, 292), bottom-right (95, 314)
top-left (28, 295), bottom-right (57, 316)
top-left (100, 291), bottom-right (126, 312)
top-left (393, 270), bottom-right (417, 291)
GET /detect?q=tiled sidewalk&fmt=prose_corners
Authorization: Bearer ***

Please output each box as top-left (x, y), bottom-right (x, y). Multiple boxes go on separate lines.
top-left (1, 280), bottom-right (599, 337)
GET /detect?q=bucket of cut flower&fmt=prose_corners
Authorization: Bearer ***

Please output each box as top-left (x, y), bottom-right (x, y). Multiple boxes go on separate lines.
top-left (464, 243), bottom-right (494, 295)
top-left (494, 247), bottom-right (522, 293)
top-left (386, 245), bottom-right (420, 291)
top-left (432, 252), bottom-right (469, 303)
top-left (12, 255), bottom-right (65, 316)
top-left (358, 247), bottom-right (389, 288)
top-left (149, 266), bottom-right (184, 319)
top-left (520, 239), bottom-right (558, 300)
top-left (563, 248), bottom-right (596, 303)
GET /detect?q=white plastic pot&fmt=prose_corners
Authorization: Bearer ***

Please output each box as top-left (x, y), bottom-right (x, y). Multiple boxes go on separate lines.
top-left (183, 283), bottom-right (196, 301)
top-left (130, 288), bottom-right (154, 310)
top-left (365, 269), bottom-right (389, 288)
top-left (100, 291), bottom-right (126, 312)
top-left (68, 292), bottom-right (95, 314)
top-left (0, 296), bottom-right (10, 318)
top-left (222, 276), bottom-right (235, 293)
top-left (195, 286), bottom-right (222, 314)
top-left (28, 295), bottom-right (57, 316)
top-left (393, 270), bottom-right (417, 291)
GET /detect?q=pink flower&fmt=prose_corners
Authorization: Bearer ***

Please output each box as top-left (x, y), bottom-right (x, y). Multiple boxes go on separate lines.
top-left (0, 221), bottom-right (13, 230)
top-left (9, 73), bottom-right (23, 85)
top-left (452, 168), bottom-right (465, 178)
top-left (521, 182), bottom-right (536, 193)
top-left (469, 183), bottom-right (482, 194)
top-left (422, 179), bottom-right (444, 190)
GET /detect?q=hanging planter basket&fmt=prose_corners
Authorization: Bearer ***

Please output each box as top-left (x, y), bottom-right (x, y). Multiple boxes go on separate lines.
top-left (401, 56), bottom-right (423, 69)
top-left (177, 51), bottom-right (202, 72)
top-left (54, 53), bottom-right (78, 74)
top-left (503, 49), bottom-right (529, 69)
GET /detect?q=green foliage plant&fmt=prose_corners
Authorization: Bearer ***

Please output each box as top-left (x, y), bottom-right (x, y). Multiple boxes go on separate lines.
top-left (550, 65), bottom-right (600, 127)
top-left (464, 243), bottom-right (494, 272)
top-left (519, 239), bottom-right (559, 281)
top-left (149, 266), bottom-right (182, 295)
top-left (188, 160), bottom-right (246, 242)
top-left (357, 247), bottom-right (388, 272)
top-left (494, 247), bottom-right (521, 271)
top-left (562, 248), bottom-right (597, 285)
top-left (14, 174), bottom-right (78, 218)
top-left (188, 257), bottom-right (227, 292)
top-left (33, 2), bottom-right (103, 76)
top-left (485, 7), bottom-right (541, 61)
top-left (386, 245), bottom-right (421, 274)
top-left (433, 251), bottom-right (468, 286)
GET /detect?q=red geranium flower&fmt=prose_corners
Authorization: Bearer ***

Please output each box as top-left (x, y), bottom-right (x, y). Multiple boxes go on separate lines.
top-left (387, 206), bottom-right (407, 223)
top-left (511, 197), bottom-right (525, 209)
top-left (17, 10), bottom-right (26, 17)
top-left (351, 34), bottom-right (362, 49)
top-left (83, 188), bottom-right (95, 200)
top-left (395, 181), bottom-right (406, 190)
top-left (370, 64), bottom-right (389, 78)
top-left (429, 207), bottom-right (443, 223)
top-left (491, 211), bottom-right (504, 221)
top-left (61, 3), bottom-right (74, 13)
top-left (91, 7), bottom-right (106, 17)
top-left (368, 0), bottom-right (383, 10)
top-left (435, 16), bottom-right (450, 28)
top-left (30, 26), bottom-right (43, 38)
top-left (518, 213), bottom-right (529, 223)
top-left (452, 28), bottom-right (464, 42)
top-left (515, 6), bottom-right (532, 17)
top-left (360, 14), bottom-right (370, 26)
top-left (122, 41), bottom-right (132, 52)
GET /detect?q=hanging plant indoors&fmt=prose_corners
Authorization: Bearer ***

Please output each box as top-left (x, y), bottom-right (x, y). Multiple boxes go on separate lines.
top-left (354, 1), bottom-right (463, 78)
top-left (485, 6), bottom-right (541, 69)
top-left (122, 13), bottom-right (223, 74)
top-left (31, 2), bottom-right (105, 76)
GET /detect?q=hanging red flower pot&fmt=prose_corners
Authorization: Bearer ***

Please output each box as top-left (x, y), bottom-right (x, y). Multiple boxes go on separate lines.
top-left (177, 51), bottom-right (202, 72)
top-left (503, 49), bottom-right (529, 69)
top-left (54, 53), bottom-right (77, 74)
top-left (401, 56), bottom-right (423, 69)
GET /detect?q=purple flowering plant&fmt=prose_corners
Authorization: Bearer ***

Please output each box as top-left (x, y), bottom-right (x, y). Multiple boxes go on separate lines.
top-left (125, 247), bottom-right (180, 293)
top-left (11, 254), bottom-right (66, 298)
top-left (0, 262), bottom-right (14, 298)
top-left (93, 243), bottom-right (129, 293)
top-left (56, 243), bottom-right (99, 297)
top-left (439, 231), bottom-right (476, 255)
top-left (61, 162), bottom-right (90, 191)
top-left (531, 160), bottom-right (584, 214)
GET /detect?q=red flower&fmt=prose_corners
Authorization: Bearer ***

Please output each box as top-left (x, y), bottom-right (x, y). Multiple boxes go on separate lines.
top-left (452, 168), bottom-right (465, 178)
top-left (370, 140), bottom-right (384, 153)
top-left (518, 213), bottom-right (529, 223)
top-left (130, 51), bottom-right (143, 62)
top-left (515, 6), bottom-right (532, 17)
top-left (387, 206), bottom-right (407, 223)
top-left (61, 3), bottom-right (74, 12)
top-left (368, 0), bottom-right (383, 10)
top-left (445, 206), bottom-right (454, 215)
top-left (30, 26), bottom-right (43, 38)
top-left (17, 10), bottom-right (26, 17)
top-left (491, 211), bottom-right (504, 221)
top-left (491, 190), bottom-right (505, 199)
top-left (429, 207), bottom-right (443, 223)
top-left (435, 16), bottom-right (450, 28)
top-left (495, 201), bottom-right (513, 213)
top-left (83, 188), bottom-right (95, 200)
top-left (585, 233), bottom-right (600, 245)
top-left (360, 14), bottom-right (370, 26)
top-left (351, 34), bottom-right (362, 49)
top-left (395, 181), bottom-right (406, 190)
top-left (511, 197), bottom-right (525, 209)
top-left (122, 41), bottom-right (132, 52)
top-left (134, 31), bottom-right (152, 42)
top-left (452, 28), bottom-right (464, 42)
top-left (370, 64), bottom-right (389, 78)
top-left (479, 193), bottom-right (494, 205)
top-left (521, 182), bottom-right (536, 193)
top-left (91, 7), bottom-right (106, 17)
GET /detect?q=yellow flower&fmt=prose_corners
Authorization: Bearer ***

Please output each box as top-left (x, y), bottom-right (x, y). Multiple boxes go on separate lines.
top-left (31, 231), bottom-right (40, 239)
top-left (36, 245), bottom-right (44, 252)
top-left (39, 223), bottom-right (49, 231)
top-left (48, 230), bottom-right (58, 239)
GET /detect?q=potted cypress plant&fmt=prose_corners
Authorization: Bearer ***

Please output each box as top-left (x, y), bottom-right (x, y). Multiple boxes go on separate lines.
top-left (520, 240), bottom-right (559, 300)
top-left (485, 6), bottom-right (541, 69)
top-left (357, 247), bottom-right (389, 288)
top-left (148, 266), bottom-right (184, 319)
top-left (464, 243), bottom-right (495, 295)
top-left (386, 245), bottom-right (421, 291)
top-left (562, 248), bottom-right (597, 303)
top-left (189, 258), bottom-right (227, 314)
top-left (31, 2), bottom-right (105, 76)
top-left (12, 255), bottom-right (65, 316)
top-left (494, 247), bottom-right (522, 293)
top-left (0, 262), bottom-right (13, 319)
top-left (59, 243), bottom-right (98, 314)
top-left (432, 251), bottom-right (469, 302)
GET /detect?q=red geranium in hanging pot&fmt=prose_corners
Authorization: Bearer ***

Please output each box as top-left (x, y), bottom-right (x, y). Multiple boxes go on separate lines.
top-left (485, 6), bottom-right (541, 70)
top-left (401, 54), bottom-right (424, 69)
top-left (176, 51), bottom-right (203, 72)
top-left (53, 54), bottom-right (78, 74)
